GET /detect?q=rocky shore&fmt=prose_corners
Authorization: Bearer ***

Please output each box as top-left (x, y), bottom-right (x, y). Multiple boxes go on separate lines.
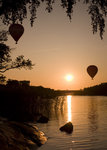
top-left (0, 117), bottom-right (47, 150)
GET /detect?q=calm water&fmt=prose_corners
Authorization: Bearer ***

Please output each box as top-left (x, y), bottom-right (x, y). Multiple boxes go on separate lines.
top-left (36, 96), bottom-right (107, 150)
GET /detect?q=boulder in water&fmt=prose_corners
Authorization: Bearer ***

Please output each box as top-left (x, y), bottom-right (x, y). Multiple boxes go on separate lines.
top-left (59, 122), bottom-right (73, 134)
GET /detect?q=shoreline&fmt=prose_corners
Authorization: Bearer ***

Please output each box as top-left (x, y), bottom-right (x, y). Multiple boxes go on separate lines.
top-left (0, 117), bottom-right (47, 150)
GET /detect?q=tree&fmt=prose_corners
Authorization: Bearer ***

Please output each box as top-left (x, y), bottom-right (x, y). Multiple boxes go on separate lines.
top-left (20, 80), bottom-right (30, 86)
top-left (6, 79), bottom-right (20, 87)
top-left (0, 30), bottom-right (34, 83)
top-left (6, 79), bottom-right (30, 87)
top-left (0, 30), bottom-right (8, 42)
top-left (0, 0), bottom-right (107, 39)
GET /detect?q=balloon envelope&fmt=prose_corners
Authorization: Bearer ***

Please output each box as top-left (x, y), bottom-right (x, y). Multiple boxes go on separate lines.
top-left (9, 24), bottom-right (24, 44)
top-left (87, 65), bottom-right (98, 79)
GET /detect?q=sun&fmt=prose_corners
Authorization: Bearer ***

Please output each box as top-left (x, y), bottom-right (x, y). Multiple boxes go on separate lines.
top-left (65, 74), bottom-right (73, 81)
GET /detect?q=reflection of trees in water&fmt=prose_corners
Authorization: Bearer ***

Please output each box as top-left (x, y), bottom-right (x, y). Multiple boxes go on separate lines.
top-left (37, 96), bottom-right (70, 122)
top-left (35, 96), bottom-right (65, 120)
top-left (48, 96), bottom-right (65, 120)
top-left (88, 98), bottom-right (99, 133)
top-left (41, 96), bottom-right (65, 120)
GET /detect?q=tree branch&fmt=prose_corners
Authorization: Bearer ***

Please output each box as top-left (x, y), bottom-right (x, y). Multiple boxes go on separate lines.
top-left (0, 66), bottom-right (19, 73)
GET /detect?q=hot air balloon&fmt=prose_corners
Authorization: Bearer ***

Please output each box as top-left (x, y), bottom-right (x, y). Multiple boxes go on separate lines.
top-left (9, 24), bottom-right (24, 44)
top-left (87, 65), bottom-right (98, 79)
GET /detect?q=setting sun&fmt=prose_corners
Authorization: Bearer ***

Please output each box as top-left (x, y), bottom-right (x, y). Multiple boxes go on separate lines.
top-left (65, 74), bottom-right (73, 81)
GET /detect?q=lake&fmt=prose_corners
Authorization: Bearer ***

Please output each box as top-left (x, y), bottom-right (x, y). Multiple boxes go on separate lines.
top-left (36, 96), bottom-right (107, 150)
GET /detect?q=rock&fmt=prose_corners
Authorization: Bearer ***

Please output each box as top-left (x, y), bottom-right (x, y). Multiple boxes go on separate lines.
top-left (0, 117), bottom-right (47, 150)
top-left (37, 115), bottom-right (49, 123)
top-left (59, 122), bottom-right (73, 134)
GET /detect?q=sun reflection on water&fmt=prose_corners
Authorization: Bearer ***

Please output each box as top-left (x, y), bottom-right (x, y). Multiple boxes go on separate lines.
top-left (67, 95), bottom-right (72, 122)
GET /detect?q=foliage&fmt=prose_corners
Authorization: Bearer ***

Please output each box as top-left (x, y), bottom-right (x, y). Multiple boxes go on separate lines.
top-left (7, 79), bottom-right (30, 87)
top-left (0, 30), bottom-right (34, 83)
top-left (55, 83), bottom-right (107, 96)
top-left (0, 43), bottom-right (33, 76)
top-left (0, 74), bottom-right (6, 83)
top-left (73, 82), bottom-right (107, 95)
top-left (0, 83), bottom-right (57, 121)
top-left (0, 30), bottom-right (8, 42)
top-left (0, 0), bottom-right (107, 39)
top-left (82, 82), bottom-right (107, 95)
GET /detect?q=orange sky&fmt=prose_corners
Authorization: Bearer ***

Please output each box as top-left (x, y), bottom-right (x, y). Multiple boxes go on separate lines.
top-left (2, 1), bottom-right (107, 90)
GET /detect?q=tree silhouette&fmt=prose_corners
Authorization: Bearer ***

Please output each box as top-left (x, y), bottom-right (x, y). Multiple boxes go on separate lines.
top-left (0, 30), bottom-right (8, 42)
top-left (0, 0), bottom-right (107, 39)
top-left (0, 30), bottom-right (34, 83)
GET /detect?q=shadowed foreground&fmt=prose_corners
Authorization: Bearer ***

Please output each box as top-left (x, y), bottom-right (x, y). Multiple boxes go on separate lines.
top-left (0, 117), bottom-right (47, 150)
top-left (0, 84), bottom-right (60, 149)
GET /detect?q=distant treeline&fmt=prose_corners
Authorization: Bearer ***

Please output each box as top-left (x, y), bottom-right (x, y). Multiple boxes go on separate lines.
top-left (0, 79), bottom-right (58, 121)
top-left (0, 80), bottom-right (107, 121)
top-left (55, 83), bottom-right (107, 96)
top-left (0, 79), bottom-right (57, 98)
top-left (77, 83), bottom-right (107, 96)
